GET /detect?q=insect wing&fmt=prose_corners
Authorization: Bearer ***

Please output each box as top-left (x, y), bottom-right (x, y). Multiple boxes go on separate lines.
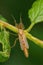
top-left (19, 30), bottom-right (29, 50)
top-left (22, 33), bottom-right (29, 49)
top-left (19, 34), bottom-right (23, 50)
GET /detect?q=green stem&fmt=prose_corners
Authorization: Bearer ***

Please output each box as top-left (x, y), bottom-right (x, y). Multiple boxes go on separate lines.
top-left (0, 20), bottom-right (18, 33)
top-left (25, 23), bottom-right (34, 32)
top-left (0, 20), bottom-right (43, 48)
top-left (24, 31), bottom-right (43, 48)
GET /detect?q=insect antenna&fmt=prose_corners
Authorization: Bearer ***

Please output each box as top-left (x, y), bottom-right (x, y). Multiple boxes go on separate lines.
top-left (11, 15), bottom-right (18, 27)
top-left (19, 14), bottom-right (25, 29)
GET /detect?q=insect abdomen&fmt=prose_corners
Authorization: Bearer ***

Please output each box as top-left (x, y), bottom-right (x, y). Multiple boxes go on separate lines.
top-left (18, 29), bottom-right (29, 58)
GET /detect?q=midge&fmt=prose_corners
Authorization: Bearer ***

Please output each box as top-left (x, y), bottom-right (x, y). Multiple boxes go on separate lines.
top-left (12, 15), bottom-right (29, 58)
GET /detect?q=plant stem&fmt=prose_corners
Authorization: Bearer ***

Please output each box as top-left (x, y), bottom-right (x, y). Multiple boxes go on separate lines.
top-left (0, 20), bottom-right (18, 33)
top-left (24, 31), bottom-right (43, 48)
top-left (25, 23), bottom-right (34, 32)
top-left (0, 20), bottom-right (43, 48)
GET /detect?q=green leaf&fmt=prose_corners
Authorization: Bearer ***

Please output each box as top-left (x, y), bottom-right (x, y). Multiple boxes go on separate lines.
top-left (28, 0), bottom-right (43, 24)
top-left (0, 15), bottom-right (7, 22)
top-left (0, 28), bottom-right (11, 62)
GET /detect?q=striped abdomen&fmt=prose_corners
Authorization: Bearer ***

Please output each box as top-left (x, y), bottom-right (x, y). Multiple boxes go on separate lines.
top-left (18, 29), bottom-right (29, 58)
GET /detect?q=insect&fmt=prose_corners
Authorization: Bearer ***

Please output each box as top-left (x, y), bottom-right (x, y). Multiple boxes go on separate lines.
top-left (18, 29), bottom-right (29, 58)
top-left (12, 15), bottom-right (29, 58)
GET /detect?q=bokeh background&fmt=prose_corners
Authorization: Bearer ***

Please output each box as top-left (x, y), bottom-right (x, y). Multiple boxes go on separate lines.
top-left (0, 0), bottom-right (43, 65)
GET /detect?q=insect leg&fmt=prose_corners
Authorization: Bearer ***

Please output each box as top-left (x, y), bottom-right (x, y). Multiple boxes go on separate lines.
top-left (11, 38), bottom-right (18, 48)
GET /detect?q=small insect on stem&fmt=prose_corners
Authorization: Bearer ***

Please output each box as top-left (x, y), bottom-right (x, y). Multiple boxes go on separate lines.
top-left (18, 29), bottom-right (29, 58)
top-left (18, 15), bottom-right (29, 58)
top-left (12, 15), bottom-right (29, 58)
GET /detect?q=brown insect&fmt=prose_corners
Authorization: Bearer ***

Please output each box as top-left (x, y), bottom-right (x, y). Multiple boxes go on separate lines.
top-left (12, 15), bottom-right (29, 58)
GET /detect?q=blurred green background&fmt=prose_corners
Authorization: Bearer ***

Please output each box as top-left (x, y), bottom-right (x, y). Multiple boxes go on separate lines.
top-left (0, 0), bottom-right (43, 65)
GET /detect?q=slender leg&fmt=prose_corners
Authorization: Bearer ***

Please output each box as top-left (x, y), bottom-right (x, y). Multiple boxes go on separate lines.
top-left (9, 32), bottom-right (17, 36)
top-left (11, 15), bottom-right (18, 27)
top-left (11, 38), bottom-right (18, 48)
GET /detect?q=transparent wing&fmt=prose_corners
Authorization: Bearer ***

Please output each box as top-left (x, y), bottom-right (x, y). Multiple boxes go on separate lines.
top-left (19, 30), bottom-right (29, 50)
top-left (23, 33), bottom-right (29, 49)
top-left (19, 34), bottom-right (23, 50)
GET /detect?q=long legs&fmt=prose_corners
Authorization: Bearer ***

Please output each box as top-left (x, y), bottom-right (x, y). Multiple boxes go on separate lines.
top-left (11, 38), bottom-right (18, 48)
